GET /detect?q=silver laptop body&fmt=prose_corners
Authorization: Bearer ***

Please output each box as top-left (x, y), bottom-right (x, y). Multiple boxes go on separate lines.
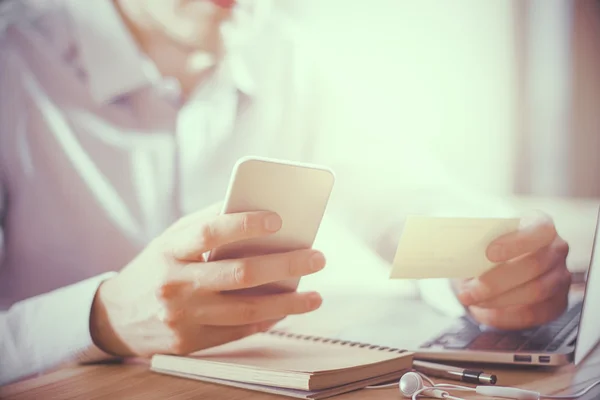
top-left (413, 208), bottom-right (600, 366)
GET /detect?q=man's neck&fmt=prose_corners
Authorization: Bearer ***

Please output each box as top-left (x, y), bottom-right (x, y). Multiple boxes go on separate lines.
top-left (113, 0), bottom-right (227, 97)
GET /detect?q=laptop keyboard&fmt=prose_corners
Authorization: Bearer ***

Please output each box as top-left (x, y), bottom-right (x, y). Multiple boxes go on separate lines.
top-left (420, 301), bottom-right (583, 352)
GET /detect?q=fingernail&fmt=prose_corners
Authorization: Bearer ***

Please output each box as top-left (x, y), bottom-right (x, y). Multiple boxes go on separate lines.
top-left (307, 292), bottom-right (323, 309)
top-left (264, 214), bottom-right (282, 232)
top-left (487, 243), bottom-right (505, 261)
top-left (309, 252), bottom-right (326, 271)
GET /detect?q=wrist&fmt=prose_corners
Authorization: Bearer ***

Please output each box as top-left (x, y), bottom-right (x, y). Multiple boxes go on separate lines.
top-left (90, 277), bottom-right (133, 357)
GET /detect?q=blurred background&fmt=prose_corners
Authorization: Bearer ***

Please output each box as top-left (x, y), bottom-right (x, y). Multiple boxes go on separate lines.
top-left (2, 0), bottom-right (599, 273)
top-left (259, 0), bottom-right (600, 280)
top-left (272, 0), bottom-right (600, 199)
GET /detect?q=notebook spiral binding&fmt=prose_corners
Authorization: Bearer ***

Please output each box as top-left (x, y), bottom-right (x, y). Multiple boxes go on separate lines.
top-left (267, 330), bottom-right (407, 354)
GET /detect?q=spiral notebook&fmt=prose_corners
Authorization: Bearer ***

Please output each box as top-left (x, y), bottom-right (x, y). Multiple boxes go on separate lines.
top-left (150, 330), bottom-right (413, 399)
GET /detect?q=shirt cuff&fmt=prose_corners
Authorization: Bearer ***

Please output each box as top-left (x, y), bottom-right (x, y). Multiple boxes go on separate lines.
top-left (22, 271), bottom-right (121, 366)
top-left (69, 271), bottom-right (120, 364)
top-left (1, 272), bottom-right (122, 385)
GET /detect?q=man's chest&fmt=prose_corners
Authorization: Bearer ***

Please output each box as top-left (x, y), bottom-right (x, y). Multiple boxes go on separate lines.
top-left (0, 3), bottom-right (319, 302)
top-left (0, 83), bottom-right (311, 301)
top-left (3, 92), bottom-right (306, 236)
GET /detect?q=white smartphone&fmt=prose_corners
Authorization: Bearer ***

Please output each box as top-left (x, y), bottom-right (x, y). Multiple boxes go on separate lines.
top-left (207, 156), bottom-right (335, 294)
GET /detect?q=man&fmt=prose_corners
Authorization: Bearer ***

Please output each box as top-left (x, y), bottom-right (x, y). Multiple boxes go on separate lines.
top-left (0, 0), bottom-right (571, 385)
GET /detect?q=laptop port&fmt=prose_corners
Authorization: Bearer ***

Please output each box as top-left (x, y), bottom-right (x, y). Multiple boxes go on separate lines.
top-left (514, 355), bottom-right (532, 363)
top-left (539, 356), bottom-right (551, 363)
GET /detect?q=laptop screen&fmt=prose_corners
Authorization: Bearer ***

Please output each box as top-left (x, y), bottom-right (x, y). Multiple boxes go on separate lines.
top-left (574, 208), bottom-right (600, 365)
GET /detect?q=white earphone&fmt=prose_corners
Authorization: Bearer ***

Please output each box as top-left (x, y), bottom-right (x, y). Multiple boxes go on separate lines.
top-left (398, 372), bottom-right (466, 400)
top-left (367, 370), bottom-right (600, 400)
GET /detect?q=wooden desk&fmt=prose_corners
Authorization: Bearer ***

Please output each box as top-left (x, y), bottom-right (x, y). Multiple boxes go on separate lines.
top-left (2, 291), bottom-right (599, 400)
top-left (1, 347), bottom-right (599, 400)
top-left (2, 196), bottom-right (599, 399)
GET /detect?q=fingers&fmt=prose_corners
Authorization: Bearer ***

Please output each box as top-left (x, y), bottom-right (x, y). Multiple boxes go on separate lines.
top-left (164, 202), bottom-right (223, 234)
top-left (487, 213), bottom-right (557, 263)
top-left (166, 320), bottom-right (275, 356)
top-left (474, 263), bottom-right (572, 309)
top-left (468, 288), bottom-right (569, 330)
top-left (156, 285), bottom-right (322, 327)
top-left (458, 249), bottom-right (550, 306)
top-left (173, 249), bottom-right (326, 291)
top-left (458, 238), bottom-right (569, 306)
top-left (460, 231), bottom-right (571, 331)
top-left (168, 211), bottom-right (283, 261)
top-left (193, 291), bottom-right (323, 326)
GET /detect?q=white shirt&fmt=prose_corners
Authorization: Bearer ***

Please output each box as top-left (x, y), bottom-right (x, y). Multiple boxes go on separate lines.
top-left (0, 0), bottom-right (499, 385)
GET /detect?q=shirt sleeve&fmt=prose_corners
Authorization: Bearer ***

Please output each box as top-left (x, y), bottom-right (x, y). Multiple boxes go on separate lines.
top-left (0, 267), bottom-right (119, 386)
top-left (0, 47), bottom-right (118, 384)
top-left (300, 49), bottom-right (521, 317)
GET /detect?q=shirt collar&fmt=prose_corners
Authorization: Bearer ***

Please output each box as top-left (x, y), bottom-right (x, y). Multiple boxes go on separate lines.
top-left (65, 0), bottom-right (162, 105)
top-left (65, 0), bottom-right (262, 105)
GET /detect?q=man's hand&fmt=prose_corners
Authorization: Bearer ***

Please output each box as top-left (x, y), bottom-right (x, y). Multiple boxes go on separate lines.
top-left (90, 206), bottom-right (326, 357)
top-left (455, 212), bottom-right (571, 330)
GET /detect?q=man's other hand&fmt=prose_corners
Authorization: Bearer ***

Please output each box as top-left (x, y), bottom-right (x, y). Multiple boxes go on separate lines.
top-left (456, 211), bottom-right (571, 330)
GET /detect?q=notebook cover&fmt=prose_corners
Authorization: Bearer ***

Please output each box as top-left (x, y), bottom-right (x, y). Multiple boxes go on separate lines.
top-left (151, 330), bottom-right (413, 394)
top-left (151, 368), bottom-right (408, 399)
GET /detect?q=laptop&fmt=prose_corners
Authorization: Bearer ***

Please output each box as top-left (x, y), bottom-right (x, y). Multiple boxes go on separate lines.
top-left (413, 208), bottom-right (600, 366)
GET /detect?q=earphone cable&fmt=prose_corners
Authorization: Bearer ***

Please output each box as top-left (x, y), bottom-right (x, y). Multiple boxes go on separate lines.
top-left (412, 386), bottom-right (469, 400)
top-left (364, 370), bottom-right (436, 390)
top-left (539, 379), bottom-right (600, 399)
top-left (419, 372), bottom-right (435, 387)
top-left (365, 371), bottom-right (600, 399)
top-left (434, 383), bottom-right (476, 392)
top-left (443, 395), bottom-right (466, 400)
top-left (412, 386), bottom-right (451, 400)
